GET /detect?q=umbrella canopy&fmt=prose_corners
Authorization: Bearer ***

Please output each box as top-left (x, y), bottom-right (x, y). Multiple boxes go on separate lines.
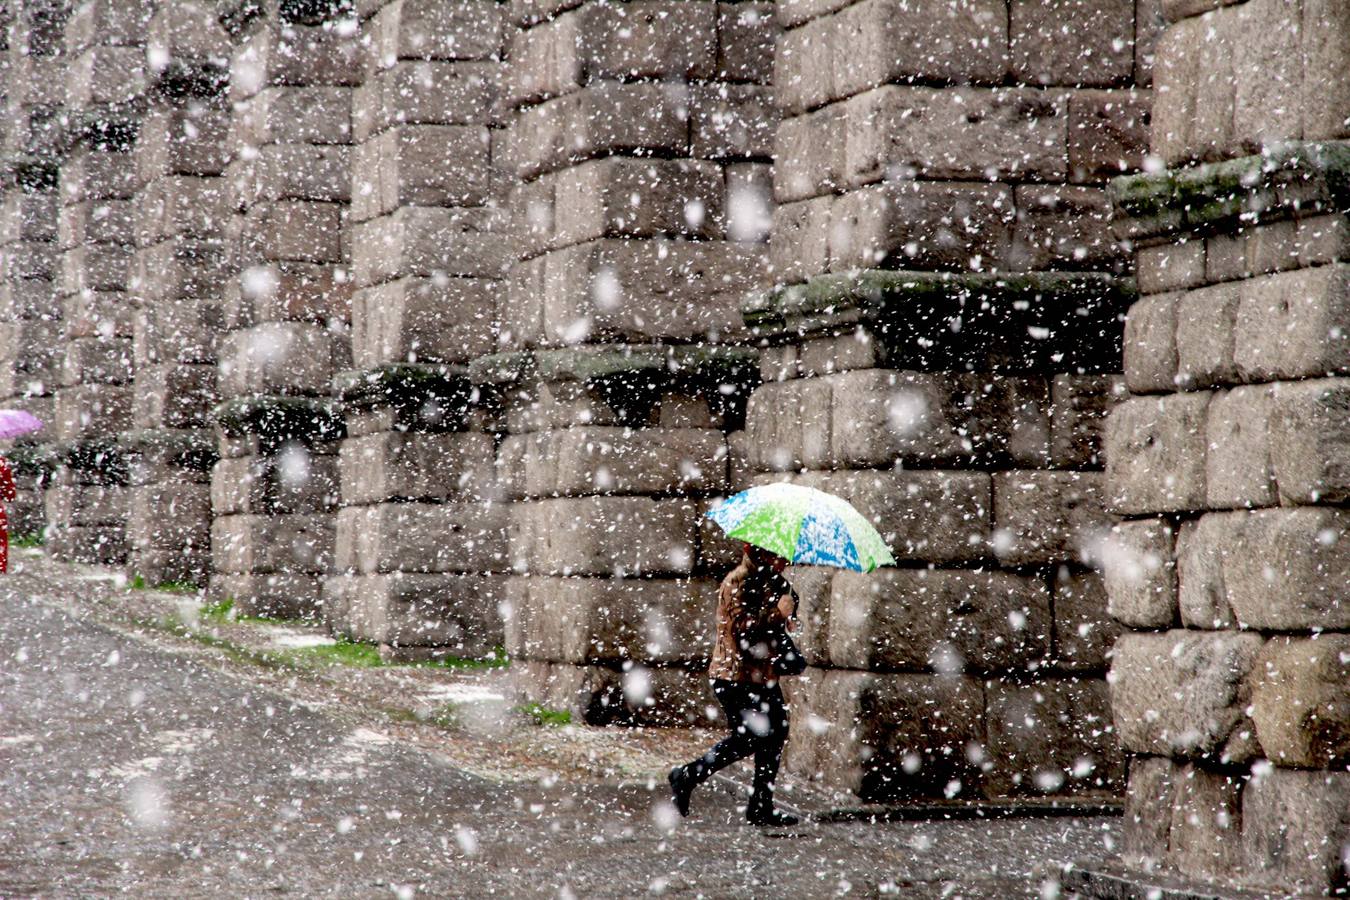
top-left (705, 482), bottom-right (897, 573)
top-left (0, 409), bottom-right (42, 440)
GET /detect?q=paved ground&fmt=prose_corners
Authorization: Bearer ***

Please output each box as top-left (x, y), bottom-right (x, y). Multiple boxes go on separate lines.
top-left (0, 551), bottom-right (1120, 897)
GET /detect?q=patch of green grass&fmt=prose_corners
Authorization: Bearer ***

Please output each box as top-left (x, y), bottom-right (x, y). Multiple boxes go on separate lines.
top-left (199, 597), bottom-right (236, 623)
top-left (154, 580), bottom-right (202, 595)
top-left (291, 637), bottom-right (385, 668)
top-left (128, 573), bottom-right (147, 590)
top-left (518, 703), bottom-right (572, 727)
top-left (11, 532), bottom-right (43, 548)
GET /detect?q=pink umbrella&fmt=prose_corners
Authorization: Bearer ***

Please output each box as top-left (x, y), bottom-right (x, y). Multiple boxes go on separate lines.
top-left (0, 410), bottom-right (43, 440)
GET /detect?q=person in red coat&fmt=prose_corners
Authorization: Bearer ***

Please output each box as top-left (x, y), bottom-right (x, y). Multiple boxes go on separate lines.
top-left (0, 456), bottom-right (17, 573)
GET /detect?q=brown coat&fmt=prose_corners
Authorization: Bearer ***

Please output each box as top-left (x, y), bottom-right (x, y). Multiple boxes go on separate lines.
top-left (707, 558), bottom-right (797, 685)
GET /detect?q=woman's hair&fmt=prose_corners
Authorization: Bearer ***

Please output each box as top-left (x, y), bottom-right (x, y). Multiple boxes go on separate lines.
top-left (727, 549), bottom-right (780, 619)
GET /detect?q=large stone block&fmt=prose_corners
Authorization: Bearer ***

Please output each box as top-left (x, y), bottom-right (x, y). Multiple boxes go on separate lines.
top-left (498, 427), bottom-right (726, 499)
top-left (218, 323), bottom-right (343, 397)
top-left (1103, 392), bottom-right (1210, 515)
top-left (210, 513), bottom-right (335, 575)
top-left (66, 45), bottom-right (148, 108)
top-left (55, 383), bottom-right (132, 441)
top-left (1241, 768), bottom-right (1350, 894)
top-left (1102, 518), bottom-right (1178, 628)
top-left (1234, 264), bottom-right (1350, 382)
top-left (844, 86), bottom-right (1069, 188)
top-left (828, 181), bottom-right (1014, 273)
top-left (61, 336), bottom-right (131, 387)
top-left (211, 451), bottom-right (339, 516)
top-left (1174, 281), bottom-right (1240, 389)
top-left (353, 60), bottom-right (497, 143)
top-left (829, 568), bottom-right (1050, 674)
top-left (240, 200), bottom-right (345, 265)
top-left (230, 20), bottom-right (361, 99)
top-left (350, 207), bottom-right (510, 287)
top-left (783, 669), bottom-right (985, 801)
top-left (1176, 512), bottom-right (1241, 629)
top-left (716, 2), bottom-right (775, 83)
top-left (1123, 292), bottom-right (1179, 394)
top-left (1120, 756), bottom-right (1177, 871)
top-left (993, 470), bottom-right (1108, 566)
top-left (136, 105), bottom-right (231, 180)
top-left (339, 431), bottom-right (496, 505)
top-left (1223, 507), bottom-right (1350, 631)
top-left (1010, 184), bottom-right (1122, 272)
top-left (46, 524), bottom-right (129, 566)
top-left (767, 195), bottom-right (832, 285)
top-left (984, 678), bottom-right (1122, 797)
top-left (136, 176), bottom-right (230, 244)
top-left (532, 239), bottom-right (758, 346)
top-left (1067, 89), bottom-right (1151, 181)
top-left (1249, 635), bottom-right (1350, 768)
top-left (132, 364), bottom-right (218, 430)
top-left (1204, 384), bottom-right (1276, 510)
top-left (127, 482), bottom-right (210, 552)
top-left (61, 244), bottom-right (133, 294)
top-left (1009, 0), bottom-right (1133, 86)
top-left (333, 502), bottom-right (508, 575)
top-left (240, 86), bottom-right (354, 146)
top-left (507, 496), bottom-right (699, 577)
top-left (1166, 763), bottom-right (1244, 881)
top-left (327, 572), bottom-right (505, 656)
top-left (504, 575), bottom-right (716, 665)
top-left (368, 0), bottom-right (503, 64)
top-left (1050, 374), bottom-right (1125, 468)
top-left (250, 144), bottom-right (351, 205)
top-left (45, 484), bottom-right (128, 527)
top-left (1052, 570), bottom-right (1119, 671)
top-left (1110, 629), bottom-right (1263, 760)
top-left (505, 82), bottom-right (689, 180)
top-left (352, 276), bottom-right (497, 368)
top-left (1269, 377), bottom-right (1350, 505)
top-left (210, 572), bottom-right (323, 620)
top-left (772, 104), bottom-right (846, 203)
top-left (743, 376), bottom-right (831, 471)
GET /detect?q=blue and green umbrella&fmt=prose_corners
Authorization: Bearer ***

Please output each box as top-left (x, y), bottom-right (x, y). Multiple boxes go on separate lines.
top-left (706, 482), bottom-right (897, 573)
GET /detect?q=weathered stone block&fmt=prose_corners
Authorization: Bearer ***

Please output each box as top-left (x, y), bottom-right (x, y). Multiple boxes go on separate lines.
top-left (1103, 392), bottom-right (1210, 515)
top-left (210, 513), bottom-right (335, 575)
top-left (508, 496), bottom-right (699, 577)
top-left (1166, 763), bottom-right (1244, 881)
top-left (210, 572), bottom-right (323, 620)
top-left (242, 86), bottom-right (354, 146)
top-left (1174, 281), bottom-right (1240, 389)
top-left (327, 572), bottom-right (504, 655)
top-left (132, 364), bottom-right (218, 430)
top-left (66, 45), bottom-right (148, 108)
top-left (829, 568), bottom-right (1050, 673)
top-left (241, 200), bottom-right (345, 265)
top-left (1120, 756), bottom-right (1177, 871)
top-left (333, 502), bottom-right (508, 575)
top-left (1205, 384), bottom-right (1276, 509)
top-left (369, 0), bottom-right (503, 63)
top-left (1223, 507), bottom-right (1350, 631)
top-left (498, 427), bottom-right (726, 499)
top-left (1176, 512), bottom-right (1240, 628)
top-left (743, 376), bottom-right (831, 471)
top-left (211, 451), bottom-right (339, 516)
top-left (1241, 768), bottom-right (1350, 894)
top-left (783, 669), bottom-right (985, 801)
top-left (351, 207), bottom-right (510, 287)
top-left (504, 575), bottom-right (716, 665)
top-left (339, 431), bottom-right (496, 505)
top-left (1067, 89), bottom-right (1151, 181)
top-left (1052, 570), bottom-right (1119, 671)
top-left (1102, 518), bottom-right (1178, 629)
top-left (716, 2), bottom-right (775, 83)
top-left (1009, 0), bottom-right (1133, 86)
top-left (127, 483), bottom-right (210, 551)
top-left (828, 181), bottom-right (1014, 273)
top-left (993, 470), bottom-right (1108, 566)
top-left (136, 105), bottom-right (231, 181)
top-left (1136, 240), bottom-right (1206, 295)
top-left (218, 322), bottom-right (342, 397)
top-left (1235, 264), bottom-right (1350, 382)
top-left (353, 60), bottom-right (496, 143)
top-left (845, 86), bottom-right (1069, 188)
top-left (55, 383), bottom-right (132, 441)
top-left (985, 678), bottom-right (1122, 797)
top-left (506, 82), bottom-right (689, 180)
top-left (1010, 184), bottom-right (1121, 271)
top-left (45, 484), bottom-right (128, 527)
top-left (1123, 292), bottom-right (1179, 394)
top-left (61, 337), bottom-right (132, 387)
top-left (250, 144), bottom-right (351, 205)
top-left (767, 195), bottom-right (832, 284)
top-left (352, 276), bottom-right (497, 368)
top-left (46, 524), bottom-right (129, 566)
top-left (1110, 629), bottom-right (1262, 760)
top-left (1269, 377), bottom-right (1350, 505)
top-left (61, 244), bottom-right (133, 294)
top-left (1050, 374), bottom-right (1125, 468)
top-left (1249, 635), bottom-right (1350, 768)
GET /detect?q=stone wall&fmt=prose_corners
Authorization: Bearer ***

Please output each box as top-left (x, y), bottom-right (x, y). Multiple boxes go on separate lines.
top-left (0, 2), bottom-right (70, 536)
top-left (740, 0), bottom-right (1160, 803)
top-left (1094, 0), bottom-right (1350, 894)
top-left (0, 3), bottom-right (1346, 861)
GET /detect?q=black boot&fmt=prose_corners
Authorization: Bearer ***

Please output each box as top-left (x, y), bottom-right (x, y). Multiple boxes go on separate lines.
top-left (668, 765), bottom-right (694, 817)
top-left (746, 799), bottom-right (798, 827)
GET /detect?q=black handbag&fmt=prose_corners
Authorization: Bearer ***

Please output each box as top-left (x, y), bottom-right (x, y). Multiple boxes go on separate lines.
top-left (758, 619), bottom-right (807, 677)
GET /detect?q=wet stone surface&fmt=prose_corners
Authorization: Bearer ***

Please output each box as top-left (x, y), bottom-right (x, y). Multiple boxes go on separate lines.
top-left (0, 551), bottom-right (1118, 897)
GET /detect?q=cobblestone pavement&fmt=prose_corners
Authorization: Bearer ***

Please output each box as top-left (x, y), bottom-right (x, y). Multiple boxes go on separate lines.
top-left (0, 551), bottom-right (1120, 897)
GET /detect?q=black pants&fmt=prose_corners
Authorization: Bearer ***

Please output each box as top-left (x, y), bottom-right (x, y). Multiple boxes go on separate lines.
top-left (682, 679), bottom-right (790, 811)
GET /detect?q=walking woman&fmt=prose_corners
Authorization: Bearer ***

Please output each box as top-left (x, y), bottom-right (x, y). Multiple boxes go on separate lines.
top-left (668, 543), bottom-right (801, 826)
